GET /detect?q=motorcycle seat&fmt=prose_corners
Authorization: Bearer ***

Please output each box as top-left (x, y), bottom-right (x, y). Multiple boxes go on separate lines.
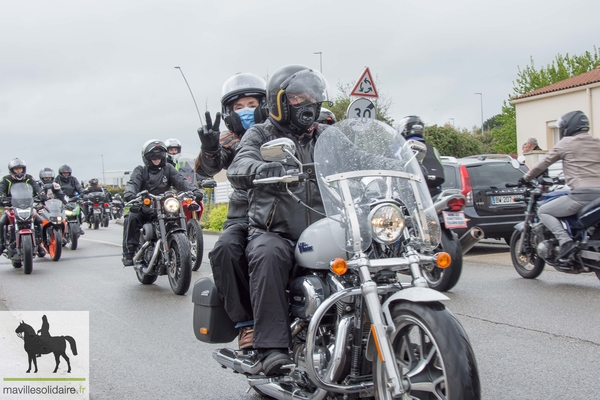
top-left (577, 197), bottom-right (600, 228)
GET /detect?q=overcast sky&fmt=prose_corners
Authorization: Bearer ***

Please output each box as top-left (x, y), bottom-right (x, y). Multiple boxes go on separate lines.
top-left (1, 0), bottom-right (598, 182)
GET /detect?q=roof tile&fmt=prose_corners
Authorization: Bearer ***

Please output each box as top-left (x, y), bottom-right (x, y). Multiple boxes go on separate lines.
top-left (515, 67), bottom-right (600, 99)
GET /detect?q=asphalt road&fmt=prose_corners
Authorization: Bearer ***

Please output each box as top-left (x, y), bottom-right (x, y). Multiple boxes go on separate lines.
top-left (1, 225), bottom-right (599, 399)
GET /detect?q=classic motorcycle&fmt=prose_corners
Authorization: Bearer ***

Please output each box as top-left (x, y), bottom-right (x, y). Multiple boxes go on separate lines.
top-left (111, 198), bottom-right (124, 219)
top-left (126, 189), bottom-right (194, 295)
top-left (192, 119), bottom-right (480, 399)
top-left (63, 197), bottom-right (83, 250)
top-left (1, 183), bottom-right (37, 274)
top-left (510, 176), bottom-right (600, 279)
top-left (185, 179), bottom-right (215, 272)
top-left (37, 198), bottom-right (66, 261)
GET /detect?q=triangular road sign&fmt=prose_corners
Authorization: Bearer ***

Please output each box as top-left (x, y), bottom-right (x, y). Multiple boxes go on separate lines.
top-left (350, 67), bottom-right (379, 98)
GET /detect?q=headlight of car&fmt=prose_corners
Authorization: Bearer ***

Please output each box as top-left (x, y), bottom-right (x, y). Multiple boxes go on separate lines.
top-left (163, 198), bottom-right (180, 214)
top-left (16, 208), bottom-right (31, 220)
top-left (369, 204), bottom-right (404, 244)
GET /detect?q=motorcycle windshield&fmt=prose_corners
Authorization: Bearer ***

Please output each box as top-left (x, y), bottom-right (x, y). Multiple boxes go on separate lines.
top-left (314, 119), bottom-right (440, 253)
top-left (177, 153), bottom-right (198, 188)
top-left (9, 183), bottom-right (34, 209)
top-left (44, 199), bottom-right (64, 215)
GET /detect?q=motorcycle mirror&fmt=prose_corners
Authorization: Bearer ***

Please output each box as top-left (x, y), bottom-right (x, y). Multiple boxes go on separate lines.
top-left (510, 158), bottom-right (521, 169)
top-left (517, 155), bottom-right (526, 164)
top-left (260, 138), bottom-right (296, 163)
top-left (201, 179), bottom-right (217, 189)
top-left (405, 140), bottom-right (427, 163)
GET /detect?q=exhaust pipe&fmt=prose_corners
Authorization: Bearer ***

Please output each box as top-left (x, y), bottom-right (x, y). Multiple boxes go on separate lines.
top-left (459, 227), bottom-right (484, 254)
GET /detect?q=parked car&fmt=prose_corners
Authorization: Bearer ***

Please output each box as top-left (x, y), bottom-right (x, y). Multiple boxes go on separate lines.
top-left (440, 154), bottom-right (528, 244)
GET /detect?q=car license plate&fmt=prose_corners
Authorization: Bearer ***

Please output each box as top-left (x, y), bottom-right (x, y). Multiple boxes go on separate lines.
top-left (442, 211), bottom-right (468, 229)
top-left (491, 195), bottom-right (523, 205)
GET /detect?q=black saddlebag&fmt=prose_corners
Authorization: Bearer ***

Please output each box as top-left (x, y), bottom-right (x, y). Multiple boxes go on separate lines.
top-left (192, 277), bottom-right (237, 344)
top-left (578, 198), bottom-right (600, 229)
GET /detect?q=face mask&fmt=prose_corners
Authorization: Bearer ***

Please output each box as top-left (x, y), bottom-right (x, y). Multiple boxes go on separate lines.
top-left (236, 107), bottom-right (256, 130)
top-left (288, 103), bottom-right (319, 133)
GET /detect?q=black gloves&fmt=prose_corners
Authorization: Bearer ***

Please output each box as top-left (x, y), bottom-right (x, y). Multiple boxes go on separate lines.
top-left (256, 162), bottom-right (286, 179)
top-left (198, 111), bottom-right (221, 152)
top-left (123, 193), bottom-right (134, 203)
top-left (39, 193), bottom-right (48, 202)
top-left (0, 197), bottom-right (11, 207)
top-left (193, 190), bottom-right (204, 202)
top-left (517, 177), bottom-right (528, 187)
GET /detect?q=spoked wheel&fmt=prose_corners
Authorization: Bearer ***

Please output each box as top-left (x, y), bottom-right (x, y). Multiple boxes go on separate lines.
top-left (167, 233), bottom-right (192, 295)
top-left (187, 219), bottom-right (204, 271)
top-left (510, 230), bottom-right (545, 279)
top-left (374, 301), bottom-right (480, 400)
top-left (48, 228), bottom-right (62, 261)
top-left (423, 229), bottom-right (463, 292)
top-left (22, 235), bottom-right (34, 275)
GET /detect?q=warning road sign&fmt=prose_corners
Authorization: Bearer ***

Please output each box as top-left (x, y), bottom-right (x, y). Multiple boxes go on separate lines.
top-left (350, 67), bottom-right (378, 98)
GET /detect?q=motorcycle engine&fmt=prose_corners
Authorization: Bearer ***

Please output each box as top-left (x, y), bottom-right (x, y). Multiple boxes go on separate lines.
top-left (537, 240), bottom-right (556, 262)
top-left (141, 223), bottom-right (154, 242)
top-left (289, 275), bottom-right (329, 319)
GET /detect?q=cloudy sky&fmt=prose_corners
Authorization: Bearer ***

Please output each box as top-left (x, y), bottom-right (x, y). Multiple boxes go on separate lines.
top-left (1, 0), bottom-right (598, 182)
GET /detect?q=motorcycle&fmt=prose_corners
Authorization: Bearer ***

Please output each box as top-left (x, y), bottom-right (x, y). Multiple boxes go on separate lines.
top-left (85, 192), bottom-right (108, 229)
top-left (192, 119), bottom-right (480, 399)
top-left (184, 179), bottom-right (215, 272)
top-left (125, 189), bottom-right (194, 295)
top-left (63, 197), bottom-right (83, 250)
top-left (111, 198), bottom-right (124, 219)
top-left (37, 198), bottom-right (66, 261)
top-left (510, 176), bottom-right (600, 279)
top-left (104, 201), bottom-right (112, 221)
top-left (1, 183), bottom-right (37, 274)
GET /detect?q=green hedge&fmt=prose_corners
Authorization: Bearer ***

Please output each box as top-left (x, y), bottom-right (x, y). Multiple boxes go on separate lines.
top-left (206, 204), bottom-right (228, 231)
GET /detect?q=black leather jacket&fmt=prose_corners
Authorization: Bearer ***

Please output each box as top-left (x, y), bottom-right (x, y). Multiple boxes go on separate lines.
top-left (54, 175), bottom-right (84, 198)
top-left (227, 119), bottom-right (327, 242)
top-left (124, 163), bottom-right (198, 201)
top-left (0, 174), bottom-right (43, 198)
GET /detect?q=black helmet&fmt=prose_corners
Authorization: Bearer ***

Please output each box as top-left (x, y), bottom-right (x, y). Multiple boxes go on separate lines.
top-left (221, 73), bottom-right (268, 135)
top-left (115, 194), bottom-right (122, 199)
top-left (142, 139), bottom-right (167, 169)
top-left (557, 110), bottom-right (590, 139)
top-left (58, 164), bottom-right (72, 177)
top-left (39, 167), bottom-right (55, 183)
top-left (397, 115), bottom-right (425, 139)
top-left (8, 158), bottom-right (26, 181)
top-left (316, 107), bottom-right (336, 125)
top-left (267, 65), bottom-right (329, 134)
top-left (89, 178), bottom-right (99, 186)
top-left (165, 138), bottom-right (182, 163)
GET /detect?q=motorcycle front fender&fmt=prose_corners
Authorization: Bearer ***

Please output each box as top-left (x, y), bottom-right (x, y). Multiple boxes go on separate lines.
top-left (513, 222), bottom-right (525, 232)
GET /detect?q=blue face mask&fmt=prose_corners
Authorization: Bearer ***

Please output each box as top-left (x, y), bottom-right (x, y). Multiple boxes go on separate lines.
top-left (236, 107), bottom-right (256, 130)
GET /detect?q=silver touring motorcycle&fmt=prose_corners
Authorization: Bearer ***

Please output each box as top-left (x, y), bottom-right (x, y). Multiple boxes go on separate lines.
top-left (192, 119), bottom-right (480, 399)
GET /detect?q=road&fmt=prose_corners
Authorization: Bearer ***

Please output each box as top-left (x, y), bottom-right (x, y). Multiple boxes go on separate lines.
top-left (1, 224), bottom-right (599, 399)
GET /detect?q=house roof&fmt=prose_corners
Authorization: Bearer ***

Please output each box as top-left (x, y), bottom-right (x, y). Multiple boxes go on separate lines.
top-left (515, 66), bottom-right (600, 100)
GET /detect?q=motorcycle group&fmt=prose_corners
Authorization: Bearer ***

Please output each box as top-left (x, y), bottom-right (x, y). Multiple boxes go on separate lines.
top-left (3, 62), bottom-right (599, 399)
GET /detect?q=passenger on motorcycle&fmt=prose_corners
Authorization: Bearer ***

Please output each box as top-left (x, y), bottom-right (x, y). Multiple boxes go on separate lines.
top-left (38, 167), bottom-right (68, 204)
top-left (0, 158), bottom-right (46, 256)
top-left (519, 110), bottom-right (600, 260)
top-left (227, 65), bottom-right (330, 375)
top-left (196, 72), bottom-right (269, 349)
top-left (121, 140), bottom-right (204, 266)
top-left (398, 115), bottom-right (445, 198)
top-left (55, 164), bottom-right (85, 223)
top-left (165, 138), bottom-right (195, 183)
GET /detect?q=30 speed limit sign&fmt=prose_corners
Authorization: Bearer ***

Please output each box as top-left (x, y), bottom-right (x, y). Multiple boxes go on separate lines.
top-left (346, 98), bottom-right (377, 120)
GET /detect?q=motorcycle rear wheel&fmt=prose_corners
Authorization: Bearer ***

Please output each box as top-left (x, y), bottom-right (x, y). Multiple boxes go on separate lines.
top-left (103, 215), bottom-right (110, 227)
top-left (510, 230), bottom-right (545, 279)
top-left (167, 232), bottom-right (192, 295)
top-left (48, 228), bottom-right (62, 261)
top-left (187, 219), bottom-right (204, 271)
top-left (424, 229), bottom-right (462, 292)
top-left (93, 215), bottom-right (100, 230)
top-left (374, 301), bottom-right (480, 400)
top-left (22, 235), bottom-right (34, 275)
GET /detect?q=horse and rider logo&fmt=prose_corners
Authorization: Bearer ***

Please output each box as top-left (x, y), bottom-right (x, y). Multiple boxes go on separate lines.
top-left (14, 315), bottom-right (78, 373)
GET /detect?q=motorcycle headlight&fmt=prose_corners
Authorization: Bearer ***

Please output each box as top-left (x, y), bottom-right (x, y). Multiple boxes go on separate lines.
top-left (369, 204), bottom-right (404, 244)
top-left (163, 198), bottom-right (180, 214)
top-left (16, 208), bottom-right (32, 220)
top-left (65, 209), bottom-right (74, 217)
top-left (50, 216), bottom-right (63, 223)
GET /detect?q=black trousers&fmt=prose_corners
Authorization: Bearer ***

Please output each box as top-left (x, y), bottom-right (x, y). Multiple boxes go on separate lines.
top-left (122, 207), bottom-right (153, 254)
top-left (209, 223), bottom-right (252, 323)
top-left (245, 232), bottom-right (295, 350)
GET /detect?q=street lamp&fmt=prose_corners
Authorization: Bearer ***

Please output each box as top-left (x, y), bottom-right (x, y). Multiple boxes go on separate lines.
top-left (474, 93), bottom-right (484, 134)
top-left (449, 118), bottom-right (455, 128)
top-left (101, 155), bottom-right (105, 186)
top-left (174, 66), bottom-right (203, 125)
top-left (313, 52), bottom-right (322, 73)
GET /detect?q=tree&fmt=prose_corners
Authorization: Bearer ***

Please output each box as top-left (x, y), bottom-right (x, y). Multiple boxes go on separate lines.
top-left (494, 47), bottom-right (600, 154)
top-left (424, 125), bottom-right (484, 158)
top-left (327, 79), bottom-right (395, 125)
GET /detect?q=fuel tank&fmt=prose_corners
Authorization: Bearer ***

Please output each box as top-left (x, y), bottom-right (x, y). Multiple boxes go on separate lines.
top-left (295, 218), bottom-right (351, 270)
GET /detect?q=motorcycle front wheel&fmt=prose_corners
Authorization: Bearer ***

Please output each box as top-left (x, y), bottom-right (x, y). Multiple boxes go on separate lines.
top-left (22, 235), bottom-right (34, 275)
top-left (68, 223), bottom-right (79, 250)
top-left (374, 301), bottom-right (480, 400)
top-left (423, 229), bottom-right (463, 292)
top-left (48, 228), bottom-right (62, 261)
top-left (510, 230), bottom-right (545, 279)
top-left (167, 232), bottom-right (192, 295)
top-left (187, 219), bottom-right (204, 271)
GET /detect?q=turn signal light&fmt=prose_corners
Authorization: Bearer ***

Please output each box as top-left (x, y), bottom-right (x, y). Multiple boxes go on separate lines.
top-left (185, 198), bottom-right (192, 205)
top-left (330, 258), bottom-right (348, 275)
top-left (143, 198), bottom-right (151, 206)
top-left (435, 252), bottom-right (451, 268)
top-left (199, 327), bottom-right (208, 335)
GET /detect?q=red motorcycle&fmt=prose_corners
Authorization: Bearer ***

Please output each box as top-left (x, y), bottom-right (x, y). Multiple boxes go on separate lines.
top-left (1, 182), bottom-right (37, 274)
top-left (183, 180), bottom-right (215, 272)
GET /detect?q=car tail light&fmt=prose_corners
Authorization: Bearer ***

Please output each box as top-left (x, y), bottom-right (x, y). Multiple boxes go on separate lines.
top-left (459, 165), bottom-right (473, 206)
top-left (447, 197), bottom-right (466, 211)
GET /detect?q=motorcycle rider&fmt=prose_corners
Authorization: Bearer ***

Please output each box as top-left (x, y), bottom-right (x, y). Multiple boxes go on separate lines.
top-left (316, 107), bottom-right (336, 125)
top-left (121, 139), bottom-right (204, 266)
top-left (83, 178), bottom-right (110, 222)
top-left (519, 110), bottom-right (600, 261)
top-left (165, 138), bottom-right (196, 183)
top-left (112, 193), bottom-right (125, 218)
top-left (398, 115), bottom-right (445, 198)
top-left (55, 164), bottom-right (85, 223)
top-left (0, 158), bottom-right (46, 256)
top-left (227, 65), bottom-right (330, 375)
top-left (196, 72), bottom-right (269, 349)
top-left (38, 167), bottom-right (68, 204)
